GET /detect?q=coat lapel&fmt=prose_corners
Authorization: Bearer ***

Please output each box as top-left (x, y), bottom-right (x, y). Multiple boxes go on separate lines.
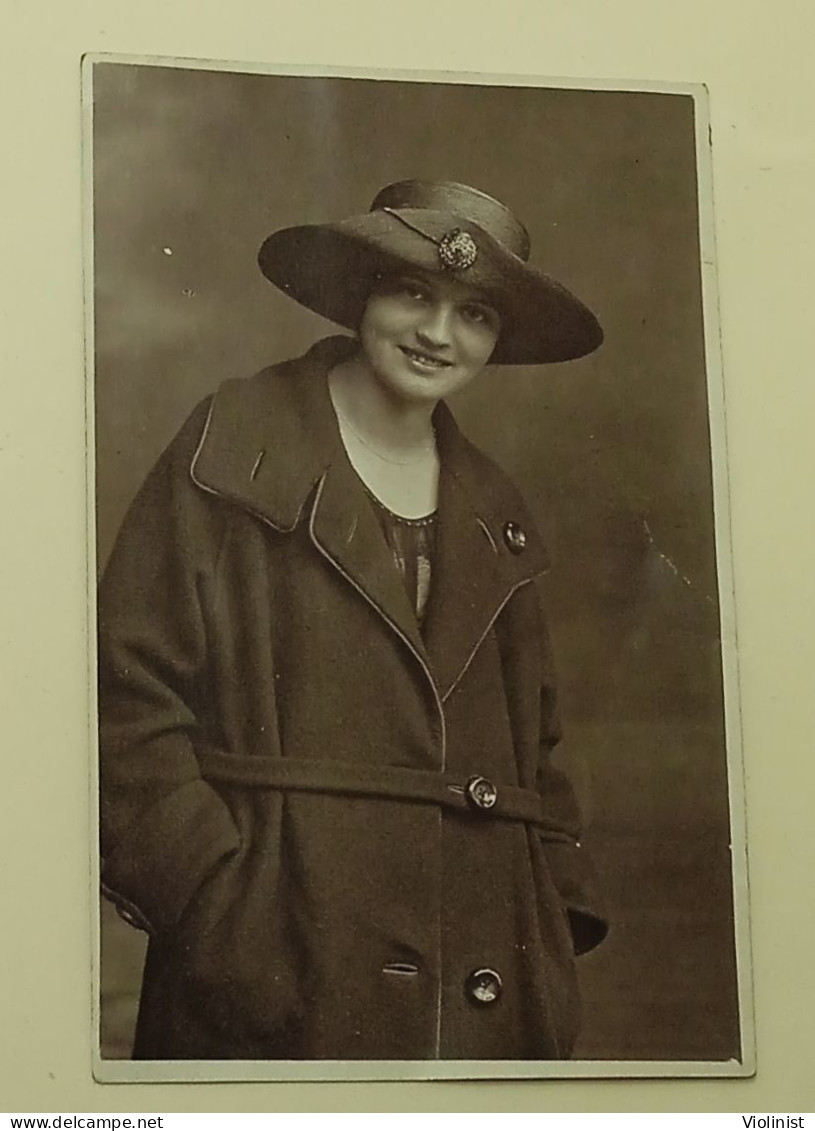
top-left (189, 338), bottom-right (351, 532)
top-left (308, 457), bottom-right (429, 663)
top-left (190, 337), bottom-right (429, 664)
top-left (422, 404), bottom-right (550, 701)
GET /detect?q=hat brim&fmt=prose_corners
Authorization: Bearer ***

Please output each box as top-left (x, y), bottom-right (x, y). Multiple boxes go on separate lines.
top-left (258, 208), bottom-right (602, 365)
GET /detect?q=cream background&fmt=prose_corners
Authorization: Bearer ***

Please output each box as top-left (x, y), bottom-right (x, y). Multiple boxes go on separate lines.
top-left (2, 0), bottom-right (813, 1113)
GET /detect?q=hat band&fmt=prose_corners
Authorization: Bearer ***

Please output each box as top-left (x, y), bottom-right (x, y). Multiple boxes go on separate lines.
top-left (380, 207), bottom-right (479, 272)
top-left (371, 180), bottom-right (531, 259)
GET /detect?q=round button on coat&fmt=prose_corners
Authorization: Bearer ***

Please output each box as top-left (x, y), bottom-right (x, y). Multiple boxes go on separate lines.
top-left (466, 775), bottom-right (498, 811)
top-left (503, 521), bottom-right (527, 554)
top-left (465, 967), bottom-right (503, 1006)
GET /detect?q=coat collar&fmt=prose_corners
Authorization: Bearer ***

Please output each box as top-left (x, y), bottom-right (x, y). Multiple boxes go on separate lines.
top-left (191, 336), bottom-right (550, 700)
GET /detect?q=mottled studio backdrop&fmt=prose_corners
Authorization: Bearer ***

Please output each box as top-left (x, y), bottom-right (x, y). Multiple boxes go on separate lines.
top-left (92, 61), bottom-right (741, 1062)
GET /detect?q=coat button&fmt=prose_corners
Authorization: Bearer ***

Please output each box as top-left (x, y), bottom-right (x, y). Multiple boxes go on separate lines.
top-left (465, 967), bottom-right (503, 1006)
top-left (466, 775), bottom-right (498, 811)
top-left (503, 521), bottom-right (527, 554)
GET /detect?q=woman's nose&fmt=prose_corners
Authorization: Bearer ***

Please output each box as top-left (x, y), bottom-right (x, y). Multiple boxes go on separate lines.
top-left (415, 302), bottom-right (453, 346)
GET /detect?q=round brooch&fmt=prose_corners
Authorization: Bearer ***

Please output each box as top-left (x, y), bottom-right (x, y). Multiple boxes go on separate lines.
top-left (437, 228), bottom-right (478, 271)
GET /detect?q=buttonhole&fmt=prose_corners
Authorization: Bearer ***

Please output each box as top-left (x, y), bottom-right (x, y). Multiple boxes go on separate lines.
top-left (476, 517), bottom-right (498, 554)
top-left (446, 784), bottom-right (465, 795)
top-left (382, 962), bottom-right (419, 976)
top-left (250, 450), bottom-right (265, 481)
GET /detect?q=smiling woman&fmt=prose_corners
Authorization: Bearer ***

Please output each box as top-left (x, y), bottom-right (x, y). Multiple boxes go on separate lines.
top-left (98, 177), bottom-right (608, 1061)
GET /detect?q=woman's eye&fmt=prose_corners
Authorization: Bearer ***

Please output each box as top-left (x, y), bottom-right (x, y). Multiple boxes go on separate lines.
top-left (461, 304), bottom-right (498, 328)
top-left (398, 281), bottom-right (428, 301)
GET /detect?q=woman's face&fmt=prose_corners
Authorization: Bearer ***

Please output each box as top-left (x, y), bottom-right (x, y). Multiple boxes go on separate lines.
top-left (357, 271), bottom-right (501, 408)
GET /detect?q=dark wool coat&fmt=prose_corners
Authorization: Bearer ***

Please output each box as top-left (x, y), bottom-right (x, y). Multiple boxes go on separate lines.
top-left (99, 336), bottom-right (607, 1061)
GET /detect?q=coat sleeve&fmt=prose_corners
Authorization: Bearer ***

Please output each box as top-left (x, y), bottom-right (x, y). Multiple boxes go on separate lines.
top-left (98, 399), bottom-right (241, 936)
top-left (535, 603), bottom-right (609, 957)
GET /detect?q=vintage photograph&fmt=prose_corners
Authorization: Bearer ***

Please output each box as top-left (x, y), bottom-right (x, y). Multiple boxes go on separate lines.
top-left (86, 57), bottom-right (750, 1080)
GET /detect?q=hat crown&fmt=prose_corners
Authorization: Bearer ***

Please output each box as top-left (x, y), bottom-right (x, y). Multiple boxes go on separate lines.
top-left (369, 180), bottom-right (531, 262)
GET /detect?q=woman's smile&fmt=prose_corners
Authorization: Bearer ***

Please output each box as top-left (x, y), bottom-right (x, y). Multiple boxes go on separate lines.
top-left (398, 344), bottom-right (455, 373)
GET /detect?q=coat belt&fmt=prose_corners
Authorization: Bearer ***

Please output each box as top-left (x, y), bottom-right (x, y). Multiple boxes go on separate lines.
top-left (197, 750), bottom-right (575, 840)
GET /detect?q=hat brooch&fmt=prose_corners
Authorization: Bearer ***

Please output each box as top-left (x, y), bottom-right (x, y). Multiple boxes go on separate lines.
top-left (437, 228), bottom-right (478, 271)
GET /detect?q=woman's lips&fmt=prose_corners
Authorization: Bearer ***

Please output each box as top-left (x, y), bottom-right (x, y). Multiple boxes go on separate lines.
top-left (400, 346), bottom-right (454, 370)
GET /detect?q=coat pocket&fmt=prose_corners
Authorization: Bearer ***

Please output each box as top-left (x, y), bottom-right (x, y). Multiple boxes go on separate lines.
top-left (169, 815), bottom-right (305, 1047)
top-left (537, 835), bottom-right (609, 956)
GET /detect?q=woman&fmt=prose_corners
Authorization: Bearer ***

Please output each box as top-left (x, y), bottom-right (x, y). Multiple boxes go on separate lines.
top-left (98, 179), bottom-right (608, 1062)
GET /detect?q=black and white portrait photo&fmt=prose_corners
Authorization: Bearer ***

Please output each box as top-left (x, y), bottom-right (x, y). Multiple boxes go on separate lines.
top-left (86, 57), bottom-right (750, 1081)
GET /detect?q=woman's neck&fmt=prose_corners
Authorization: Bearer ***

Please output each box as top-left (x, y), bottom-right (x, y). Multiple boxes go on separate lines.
top-left (327, 350), bottom-right (440, 519)
top-left (328, 352), bottom-right (437, 459)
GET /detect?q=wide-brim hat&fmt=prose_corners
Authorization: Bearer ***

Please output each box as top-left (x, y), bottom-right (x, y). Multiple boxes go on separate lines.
top-left (258, 180), bottom-right (602, 365)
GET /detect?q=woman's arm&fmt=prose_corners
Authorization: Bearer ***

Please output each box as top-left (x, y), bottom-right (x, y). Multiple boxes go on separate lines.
top-left (98, 400), bottom-right (241, 936)
top-left (496, 574), bottom-right (609, 957)
top-left (535, 604), bottom-right (609, 956)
